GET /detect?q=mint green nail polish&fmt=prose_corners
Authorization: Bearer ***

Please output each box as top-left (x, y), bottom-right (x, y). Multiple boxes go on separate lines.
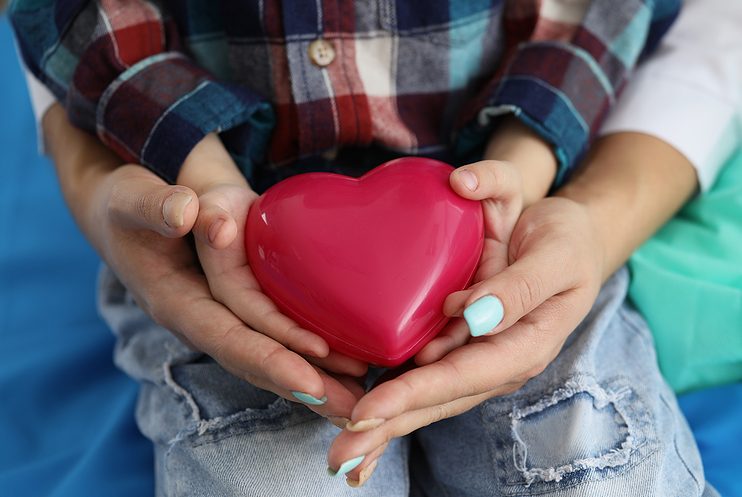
top-left (291, 391), bottom-right (327, 405)
top-left (463, 295), bottom-right (504, 337)
top-left (328, 455), bottom-right (365, 477)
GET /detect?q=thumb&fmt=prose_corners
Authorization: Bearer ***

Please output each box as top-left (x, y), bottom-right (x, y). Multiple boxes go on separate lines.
top-left (449, 160), bottom-right (522, 204)
top-left (108, 167), bottom-right (198, 237)
top-left (450, 161), bottom-right (523, 245)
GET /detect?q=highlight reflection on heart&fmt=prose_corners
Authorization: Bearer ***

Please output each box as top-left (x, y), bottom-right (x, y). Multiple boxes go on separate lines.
top-left (246, 157), bottom-right (484, 366)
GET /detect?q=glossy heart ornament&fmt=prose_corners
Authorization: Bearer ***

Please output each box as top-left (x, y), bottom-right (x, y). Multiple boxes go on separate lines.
top-left (245, 157), bottom-right (484, 366)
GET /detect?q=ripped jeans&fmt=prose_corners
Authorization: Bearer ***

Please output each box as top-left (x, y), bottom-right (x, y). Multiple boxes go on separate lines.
top-left (100, 266), bottom-right (719, 496)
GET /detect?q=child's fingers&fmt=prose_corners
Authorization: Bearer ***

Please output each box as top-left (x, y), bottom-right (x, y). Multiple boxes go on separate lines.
top-left (306, 350), bottom-right (369, 377)
top-left (449, 160), bottom-right (521, 204)
top-left (108, 167), bottom-right (198, 237)
top-left (207, 275), bottom-right (331, 358)
top-left (451, 161), bottom-right (523, 253)
top-left (193, 203), bottom-right (238, 249)
top-left (414, 318), bottom-right (470, 365)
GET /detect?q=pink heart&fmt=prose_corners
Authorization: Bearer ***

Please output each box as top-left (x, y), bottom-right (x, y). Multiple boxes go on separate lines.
top-left (246, 157), bottom-right (484, 366)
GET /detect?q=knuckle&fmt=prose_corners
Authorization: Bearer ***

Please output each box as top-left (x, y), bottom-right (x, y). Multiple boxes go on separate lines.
top-left (208, 321), bottom-right (243, 365)
top-left (439, 360), bottom-right (473, 397)
top-left (392, 376), bottom-right (418, 410)
top-left (106, 183), bottom-right (124, 221)
top-left (480, 161), bottom-right (503, 189)
top-left (258, 343), bottom-right (290, 377)
top-left (193, 210), bottom-right (212, 240)
top-left (208, 283), bottom-right (229, 304)
top-left (146, 301), bottom-right (166, 328)
top-left (146, 294), bottom-right (173, 330)
top-left (512, 273), bottom-right (543, 314)
top-left (485, 160), bottom-right (518, 194)
top-left (429, 403), bottom-right (452, 425)
top-left (134, 193), bottom-right (154, 223)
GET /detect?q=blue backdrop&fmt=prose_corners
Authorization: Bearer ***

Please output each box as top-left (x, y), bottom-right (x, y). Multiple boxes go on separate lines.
top-left (0, 15), bottom-right (154, 497)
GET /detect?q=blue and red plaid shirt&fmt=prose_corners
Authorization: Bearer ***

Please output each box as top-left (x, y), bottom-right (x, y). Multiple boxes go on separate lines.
top-left (11, 0), bottom-right (679, 186)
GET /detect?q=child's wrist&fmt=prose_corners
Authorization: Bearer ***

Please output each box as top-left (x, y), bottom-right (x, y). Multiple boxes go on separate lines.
top-left (177, 133), bottom-right (251, 196)
top-left (483, 116), bottom-right (557, 207)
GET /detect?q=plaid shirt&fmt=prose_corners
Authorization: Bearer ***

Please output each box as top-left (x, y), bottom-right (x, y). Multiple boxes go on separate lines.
top-left (11, 0), bottom-right (679, 186)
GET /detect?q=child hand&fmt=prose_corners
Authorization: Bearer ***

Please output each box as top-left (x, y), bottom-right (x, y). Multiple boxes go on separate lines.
top-left (178, 134), bottom-right (367, 379)
top-left (190, 181), bottom-right (367, 377)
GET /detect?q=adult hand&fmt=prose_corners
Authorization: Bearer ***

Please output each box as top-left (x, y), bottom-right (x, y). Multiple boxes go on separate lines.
top-left (44, 105), bottom-right (365, 420)
top-left (326, 163), bottom-right (604, 486)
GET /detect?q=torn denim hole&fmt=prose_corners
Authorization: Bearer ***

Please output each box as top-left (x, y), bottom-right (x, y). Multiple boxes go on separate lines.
top-left (162, 355), bottom-right (250, 438)
top-left (510, 377), bottom-right (633, 486)
top-left (163, 354), bottom-right (296, 440)
top-left (162, 355), bottom-right (215, 437)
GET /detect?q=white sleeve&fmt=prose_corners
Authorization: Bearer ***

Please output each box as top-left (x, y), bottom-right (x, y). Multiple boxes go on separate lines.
top-left (600, 0), bottom-right (742, 191)
top-left (20, 62), bottom-right (56, 154)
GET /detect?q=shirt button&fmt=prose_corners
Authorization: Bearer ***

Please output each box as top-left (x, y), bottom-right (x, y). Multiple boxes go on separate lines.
top-left (308, 39), bottom-right (336, 67)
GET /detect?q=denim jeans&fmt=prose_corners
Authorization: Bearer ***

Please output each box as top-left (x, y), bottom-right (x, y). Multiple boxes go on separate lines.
top-left (99, 266), bottom-right (719, 497)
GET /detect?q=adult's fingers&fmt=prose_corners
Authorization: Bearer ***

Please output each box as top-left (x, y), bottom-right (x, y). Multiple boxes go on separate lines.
top-left (443, 232), bottom-right (573, 337)
top-left (329, 387), bottom-right (523, 485)
top-left (345, 299), bottom-right (573, 424)
top-left (107, 165), bottom-right (198, 237)
top-left (343, 443), bottom-right (388, 488)
top-left (149, 271), bottom-right (359, 417)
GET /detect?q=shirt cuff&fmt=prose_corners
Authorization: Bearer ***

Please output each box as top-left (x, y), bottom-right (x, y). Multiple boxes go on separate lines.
top-left (456, 42), bottom-right (611, 187)
top-left (600, 70), bottom-right (739, 192)
top-left (96, 52), bottom-right (274, 183)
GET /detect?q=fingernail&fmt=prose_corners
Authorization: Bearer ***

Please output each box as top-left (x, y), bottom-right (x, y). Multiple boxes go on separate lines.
top-left (346, 459), bottom-right (379, 488)
top-left (327, 416), bottom-right (350, 429)
top-left (463, 295), bottom-right (504, 337)
top-left (327, 455), bottom-right (365, 477)
top-left (291, 391), bottom-right (327, 405)
top-left (459, 169), bottom-right (478, 191)
top-left (208, 219), bottom-right (225, 244)
top-left (163, 192), bottom-right (192, 228)
top-left (346, 418), bottom-right (385, 432)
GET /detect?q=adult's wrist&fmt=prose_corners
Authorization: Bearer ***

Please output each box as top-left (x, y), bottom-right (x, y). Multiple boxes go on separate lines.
top-left (42, 103), bottom-right (122, 250)
top-left (554, 132), bottom-right (697, 282)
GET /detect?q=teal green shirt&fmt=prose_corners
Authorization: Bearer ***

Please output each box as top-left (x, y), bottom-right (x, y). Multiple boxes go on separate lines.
top-left (629, 149), bottom-right (742, 394)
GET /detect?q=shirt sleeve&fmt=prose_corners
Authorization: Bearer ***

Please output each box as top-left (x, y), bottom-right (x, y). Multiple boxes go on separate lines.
top-left (456, 0), bottom-right (682, 186)
top-left (9, 0), bottom-right (274, 183)
top-left (600, 0), bottom-right (742, 192)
